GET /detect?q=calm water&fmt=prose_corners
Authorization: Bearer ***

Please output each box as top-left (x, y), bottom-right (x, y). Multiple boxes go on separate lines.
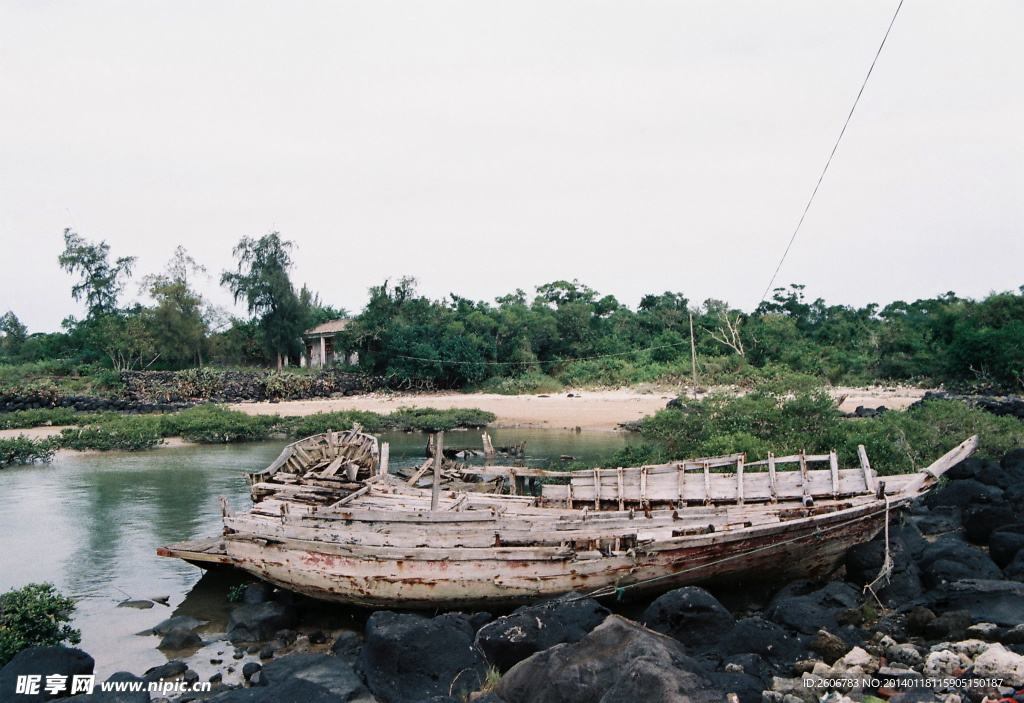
top-left (0, 429), bottom-right (641, 678)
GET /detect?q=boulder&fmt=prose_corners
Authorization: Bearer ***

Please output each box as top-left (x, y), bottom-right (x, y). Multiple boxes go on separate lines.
top-left (258, 653), bottom-right (370, 701)
top-left (846, 538), bottom-right (912, 582)
top-left (496, 615), bottom-right (727, 703)
top-left (922, 480), bottom-right (1004, 513)
top-left (716, 617), bottom-right (802, 664)
top-left (242, 662), bottom-right (262, 681)
top-left (355, 611), bottom-right (489, 703)
top-left (242, 583), bottom-right (274, 605)
top-left (329, 631), bottom-right (361, 664)
top-left (0, 646), bottom-right (95, 703)
top-left (476, 595), bottom-right (610, 670)
top-left (989, 524), bottom-right (1024, 567)
top-left (68, 672), bottom-right (150, 702)
top-left (972, 643), bottom-right (1024, 686)
top-left (157, 627), bottom-right (201, 651)
top-left (640, 587), bottom-right (734, 650)
top-left (913, 507), bottom-right (962, 535)
top-left (708, 672), bottom-right (766, 703)
top-left (1002, 449), bottom-right (1024, 472)
top-left (917, 543), bottom-right (1002, 589)
top-left (207, 677), bottom-right (344, 703)
top-left (1007, 551), bottom-right (1024, 582)
top-left (917, 579), bottom-right (1024, 627)
top-left (809, 630), bottom-right (848, 662)
top-left (924, 610), bottom-right (973, 640)
top-left (226, 602), bottom-right (297, 642)
top-left (137, 616), bottom-right (206, 637)
top-left (764, 596), bottom-right (837, 636)
top-left (964, 503), bottom-right (1019, 543)
top-left (142, 660), bottom-right (187, 682)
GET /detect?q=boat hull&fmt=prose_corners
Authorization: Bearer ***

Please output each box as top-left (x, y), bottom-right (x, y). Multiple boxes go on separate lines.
top-left (222, 500), bottom-right (892, 609)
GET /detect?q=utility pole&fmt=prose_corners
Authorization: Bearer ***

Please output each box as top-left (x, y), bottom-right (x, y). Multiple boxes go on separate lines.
top-left (689, 313), bottom-right (698, 400)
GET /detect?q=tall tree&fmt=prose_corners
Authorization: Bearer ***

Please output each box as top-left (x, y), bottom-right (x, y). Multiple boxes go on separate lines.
top-left (142, 246), bottom-right (209, 367)
top-left (58, 229), bottom-right (136, 319)
top-left (221, 232), bottom-right (304, 370)
top-left (0, 311), bottom-right (28, 359)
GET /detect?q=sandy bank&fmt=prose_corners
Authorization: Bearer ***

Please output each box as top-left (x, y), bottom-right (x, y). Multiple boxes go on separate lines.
top-left (228, 386), bottom-right (928, 432)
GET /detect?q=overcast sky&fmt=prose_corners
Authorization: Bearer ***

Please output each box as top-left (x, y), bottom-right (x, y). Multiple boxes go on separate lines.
top-left (2, 1), bottom-right (1022, 333)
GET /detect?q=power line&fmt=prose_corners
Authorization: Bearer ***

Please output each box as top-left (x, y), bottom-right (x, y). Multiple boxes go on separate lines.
top-left (759, 0), bottom-right (905, 305)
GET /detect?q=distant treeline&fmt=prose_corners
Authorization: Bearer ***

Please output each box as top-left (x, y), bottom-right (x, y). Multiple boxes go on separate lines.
top-left (0, 230), bottom-right (1021, 394)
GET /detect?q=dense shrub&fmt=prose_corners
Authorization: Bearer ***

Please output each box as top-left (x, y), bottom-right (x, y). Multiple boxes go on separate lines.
top-left (161, 405), bottom-right (280, 443)
top-left (290, 407), bottom-right (496, 437)
top-left (0, 407), bottom-right (79, 430)
top-left (57, 414), bottom-right (164, 451)
top-left (0, 583), bottom-right (81, 666)
top-left (631, 391), bottom-right (1024, 475)
top-left (0, 436), bottom-right (55, 467)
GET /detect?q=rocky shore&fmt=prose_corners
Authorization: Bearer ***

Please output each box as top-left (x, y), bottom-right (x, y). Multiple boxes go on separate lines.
top-left (4, 449), bottom-right (1024, 703)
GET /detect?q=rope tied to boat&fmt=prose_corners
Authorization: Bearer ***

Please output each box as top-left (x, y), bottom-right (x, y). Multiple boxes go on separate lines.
top-left (863, 495), bottom-right (893, 609)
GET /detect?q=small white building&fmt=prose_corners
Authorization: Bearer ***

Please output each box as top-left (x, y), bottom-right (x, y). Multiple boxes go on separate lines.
top-left (302, 319), bottom-right (358, 368)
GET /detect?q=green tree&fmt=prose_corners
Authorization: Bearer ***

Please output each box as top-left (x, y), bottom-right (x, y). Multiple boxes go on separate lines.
top-left (58, 229), bottom-right (136, 319)
top-left (0, 311), bottom-right (28, 360)
top-left (221, 232), bottom-right (304, 370)
top-left (0, 583), bottom-right (81, 666)
top-left (142, 246), bottom-right (209, 367)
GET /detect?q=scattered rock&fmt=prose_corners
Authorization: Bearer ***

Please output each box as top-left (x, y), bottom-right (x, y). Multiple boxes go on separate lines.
top-left (924, 610), bottom-right (973, 640)
top-left (138, 617), bottom-right (207, 637)
top-left (70, 671), bottom-right (151, 702)
top-left (476, 595), bottom-right (609, 670)
top-left (157, 627), bottom-right (202, 651)
top-left (641, 587), bottom-right (734, 650)
top-left (329, 631), bottom-right (361, 663)
top-left (117, 600), bottom-right (155, 610)
top-left (965, 623), bottom-right (1001, 640)
top-left (964, 504), bottom-right (1018, 544)
top-left (972, 643), bottom-right (1024, 686)
top-left (989, 524), bottom-right (1024, 568)
top-left (765, 597), bottom-right (837, 636)
top-left (923, 650), bottom-right (962, 679)
top-left (242, 662), bottom-right (262, 681)
top-left (717, 617), bottom-right (802, 664)
top-left (307, 630), bottom-right (325, 645)
top-left (242, 583), bottom-right (274, 605)
top-left (810, 630), bottom-right (848, 663)
top-left (914, 507), bottom-right (962, 535)
top-left (258, 653), bottom-right (371, 700)
top-left (908, 606), bottom-right (937, 636)
top-left (496, 615), bottom-right (727, 703)
top-left (227, 602), bottom-right (297, 643)
top-left (143, 660), bottom-right (188, 683)
top-left (919, 579), bottom-right (1024, 627)
top-left (355, 611), bottom-right (489, 703)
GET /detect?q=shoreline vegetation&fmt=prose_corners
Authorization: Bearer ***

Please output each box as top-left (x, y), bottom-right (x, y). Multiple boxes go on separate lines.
top-left (2, 390), bottom-right (1022, 476)
top-left (0, 405), bottom-right (496, 466)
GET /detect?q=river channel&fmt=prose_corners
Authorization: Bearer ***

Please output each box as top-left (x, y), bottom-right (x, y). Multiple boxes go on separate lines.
top-left (0, 428), bottom-right (642, 679)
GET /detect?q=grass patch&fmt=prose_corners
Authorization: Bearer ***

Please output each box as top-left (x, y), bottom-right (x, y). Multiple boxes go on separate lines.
top-left (629, 390), bottom-right (1024, 474)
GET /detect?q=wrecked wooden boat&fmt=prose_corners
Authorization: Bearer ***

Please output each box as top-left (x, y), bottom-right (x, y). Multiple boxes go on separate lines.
top-left (159, 431), bottom-right (978, 609)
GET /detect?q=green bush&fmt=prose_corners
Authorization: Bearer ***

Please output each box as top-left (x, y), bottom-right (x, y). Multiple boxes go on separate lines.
top-left (0, 583), bottom-right (81, 666)
top-left (0, 407), bottom-right (79, 430)
top-left (0, 436), bottom-right (55, 467)
top-left (632, 391), bottom-right (1024, 475)
top-left (481, 373), bottom-right (564, 395)
top-left (161, 405), bottom-right (280, 443)
top-left (57, 413), bottom-right (164, 451)
top-left (289, 407), bottom-right (497, 437)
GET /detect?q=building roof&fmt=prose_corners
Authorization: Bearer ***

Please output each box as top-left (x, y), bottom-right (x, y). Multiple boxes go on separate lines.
top-left (304, 318), bottom-right (351, 337)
